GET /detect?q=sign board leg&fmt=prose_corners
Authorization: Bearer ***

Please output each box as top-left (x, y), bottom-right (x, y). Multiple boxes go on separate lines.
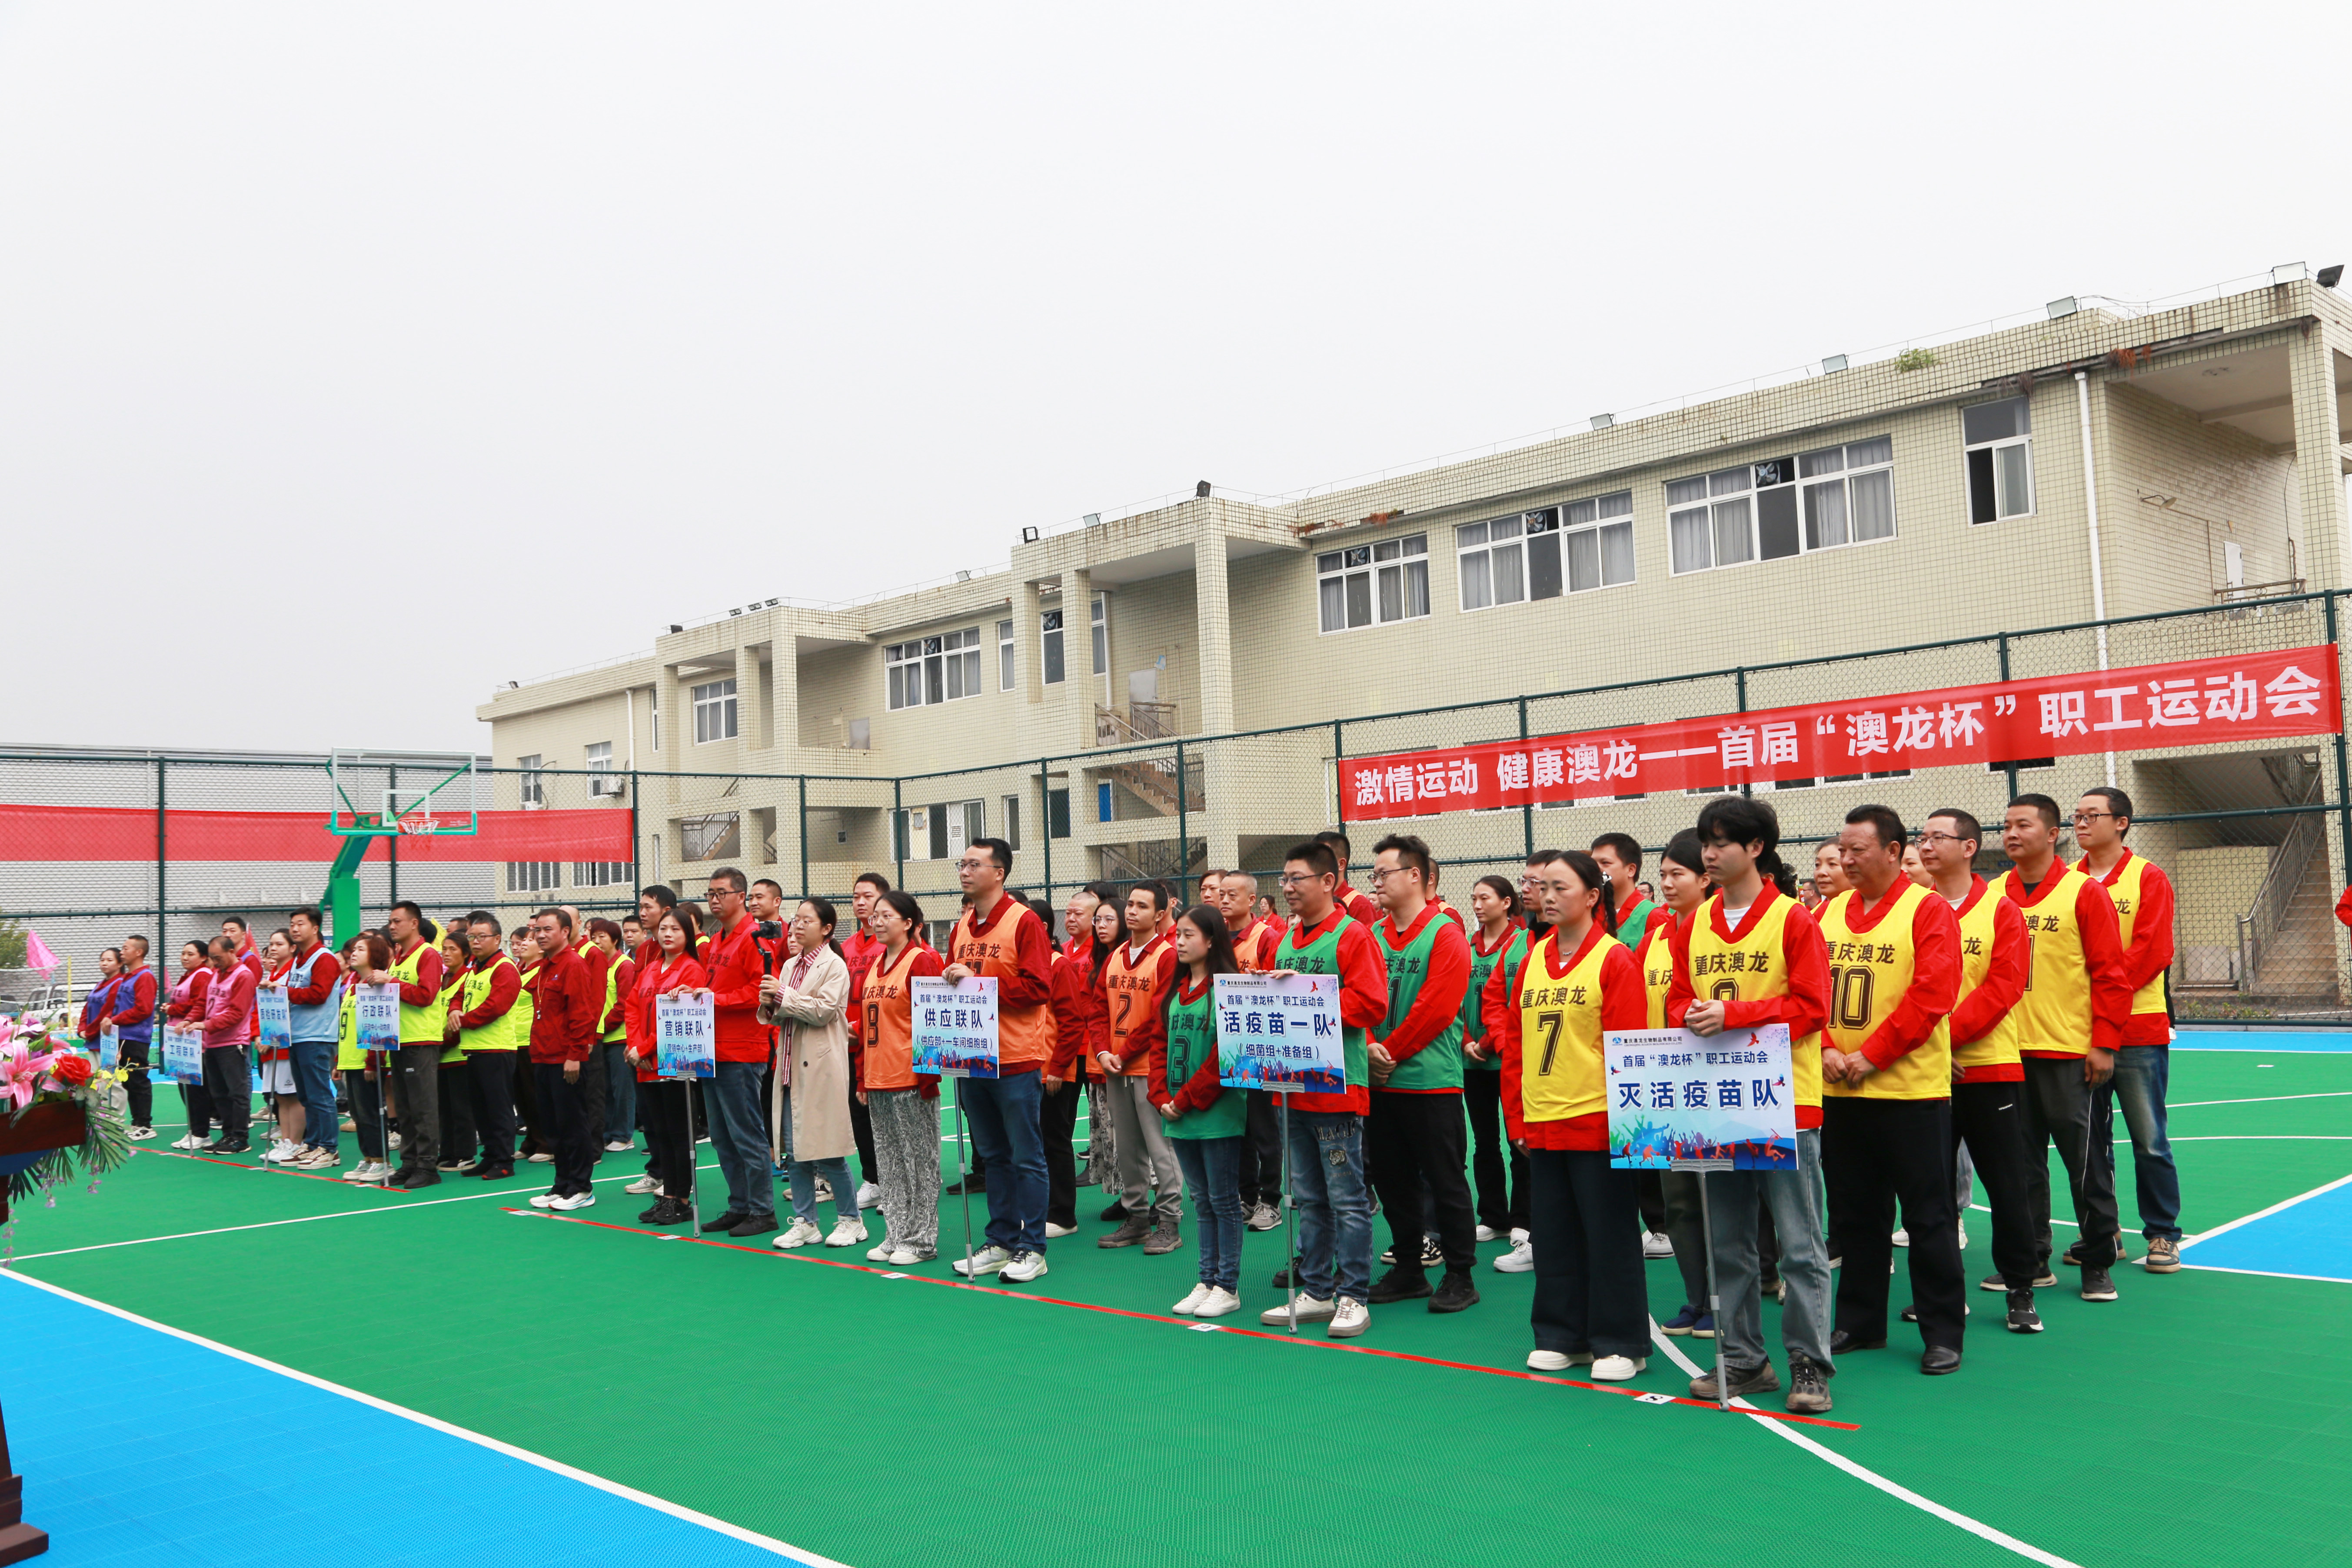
top-left (955, 1080), bottom-right (974, 1278)
top-left (685, 1076), bottom-right (701, 1233)
top-left (1281, 1094), bottom-right (1297, 1335)
top-left (376, 1054), bottom-right (392, 1188)
top-left (1699, 1171), bottom-right (1726, 1411)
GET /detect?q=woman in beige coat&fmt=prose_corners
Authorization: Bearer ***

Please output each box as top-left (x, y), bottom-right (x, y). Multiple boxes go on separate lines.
top-left (760, 897), bottom-right (866, 1249)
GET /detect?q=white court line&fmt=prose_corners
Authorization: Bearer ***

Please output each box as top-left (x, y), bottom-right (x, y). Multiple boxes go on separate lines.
top-left (0, 1270), bottom-right (845, 1565)
top-left (2179, 1262), bottom-right (2352, 1285)
top-left (1643, 1323), bottom-right (2080, 1568)
top-left (2179, 1172), bottom-right (2352, 1251)
top-left (6, 1160), bottom-right (724, 1262)
top-left (2169, 1091), bottom-right (2352, 1109)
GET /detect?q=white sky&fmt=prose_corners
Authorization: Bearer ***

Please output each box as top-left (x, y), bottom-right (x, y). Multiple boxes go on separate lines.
top-left (5, 1), bottom-right (2345, 756)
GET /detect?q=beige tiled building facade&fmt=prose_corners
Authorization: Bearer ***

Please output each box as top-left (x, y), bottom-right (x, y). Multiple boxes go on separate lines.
top-left (481, 271), bottom-right (2352, 999)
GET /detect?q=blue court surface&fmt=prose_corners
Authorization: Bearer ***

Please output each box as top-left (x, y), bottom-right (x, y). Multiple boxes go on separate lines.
top-left (2183, 1176), bottom-right (2352, 1284)
top-left (2176, 1027), bottom-right (2352, 1053)
top-left (0, 1275), bottom-right (828, 1568)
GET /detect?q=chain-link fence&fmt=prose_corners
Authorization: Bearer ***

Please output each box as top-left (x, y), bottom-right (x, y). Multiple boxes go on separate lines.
top-left (6, 593), bottom-right (2349, 1018)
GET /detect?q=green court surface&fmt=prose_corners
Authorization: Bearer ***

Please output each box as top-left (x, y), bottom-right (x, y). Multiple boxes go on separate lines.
top-left (9, 1050), bottom-right (2351, 1568)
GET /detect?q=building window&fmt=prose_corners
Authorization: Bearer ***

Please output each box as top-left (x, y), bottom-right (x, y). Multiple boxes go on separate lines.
top-left (893, 800), bottom-right (982, 862)
top-left (680, 811), bottom-right (741, 862)
top-left (505, 861), bottom-right (560, 894)
top-left (1317, 534), bottom-right (1429, 633)
top-left (517, 755), bottom-right (543, 807)
top-left (998, 619), bottom-right (1016, 691)
top-left (1667, 469), bottom-right (1755, 574)
top-left (1048, 788), bottom-right (1071, 839)
top-left (649, 687), bottom-right (659, 752)
top-left (1091, 593), bottom-right (1108, 676)
top-left (585, 741), bottom-right (622, 797)
top-left (1458, 493), bottom-right (1632, 611)
top-left (1964, 398), bottom-right (2033, 523)
top-left (885, 629), bottom-right (982, 711)
top-left (1757, 769), bottom-right (1913, 793)
top-left (691, 679), bottom-right (738, 744)
top-left (572, 860), bottom-right (632, 887)
top-left (1041, 610), bottom-right (1066, 685)
top-left (1798, 436), bottom-right (1897, 550)
top-left (1001, 794), bottom-right (1022, 852)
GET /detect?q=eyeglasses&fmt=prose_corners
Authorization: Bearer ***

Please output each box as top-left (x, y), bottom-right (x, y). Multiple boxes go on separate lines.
top-left (1275, 873), bottom-right (1325, 888)
top-left (955, 858), bottom-right (992, 872)
top-left (1916, 831), bottom-right (1970, 846)
top-left (2069, 812), bottom-right (2116, 826)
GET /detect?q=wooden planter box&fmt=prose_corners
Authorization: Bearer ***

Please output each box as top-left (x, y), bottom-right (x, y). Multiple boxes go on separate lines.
top-left (0, 1102), bottom-right (86, 1162)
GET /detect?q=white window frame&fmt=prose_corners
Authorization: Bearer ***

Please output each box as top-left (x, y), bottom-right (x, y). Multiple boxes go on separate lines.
top-left (997, 619), bottom-right (1016, 692)
top-left (585, 741), bottom-right (621, 797)
top-left (1457, 493), bottom-right (1633, 612)
top-left (1667, 468), bottom-right (1757, 576)
top-left (517, 755), bottom-right (543, 807)
top-left (505, 861), bottom-right (560, 894)
top-left (1963, 397), bottom-right (2034, 524)
top-left (1754, 768), bottom-right (1913, 794)
top-left (1317, 534), bottom-right (1430, 634)
top-left (571, 860), bottom-right (632, 887)
top-left (1796, 436), bottom-right (1898, 553)
top-left (885, 629), bottom-right (983, 711)
top-left (1090, 592), bottom-right (1108, 687)
top-left (691, 679), bottom-right (738, 744)
top-left (1041, 609), bottom-right (1067, 686)
top-left (893, 799), bottom-right (983, 862)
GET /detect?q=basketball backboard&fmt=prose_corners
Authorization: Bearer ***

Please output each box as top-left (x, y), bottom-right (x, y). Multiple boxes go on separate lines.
top-left (327, 751), bottom-right (480, 837)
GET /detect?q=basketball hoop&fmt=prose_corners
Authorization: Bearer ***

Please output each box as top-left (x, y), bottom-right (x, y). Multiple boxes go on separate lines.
top-left (326, 751), bottom-right (481, 839)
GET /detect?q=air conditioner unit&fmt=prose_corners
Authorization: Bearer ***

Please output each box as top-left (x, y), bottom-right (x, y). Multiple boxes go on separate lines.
top-left (589, 776), bottom-right (625, 799)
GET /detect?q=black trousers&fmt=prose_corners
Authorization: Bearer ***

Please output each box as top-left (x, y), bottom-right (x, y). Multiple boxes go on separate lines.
top-left (467, 1051), bottom-right (519, 1171)
top-left (1951, 1079), bottom-right (2038, 1290)
top-left (530, 1062), bottom-right (595, 1195)
top-left (2020, 1055), bottom-right (2119, 1268)
top-left (1822, 1096), bottom-right (1966, 1350)
top-left (1527, 1147), bottom-right (1649, 1358)
top-left (1236, 1089), bottom-right (1285, 1208)
top-left (1460, 1071), bottom-right (1528, 1232)
top-left (577, 1042), bottom-right (609, 1159)
top-left (345, 1067), bottom-right (386, 1159)
top-left (644, 1079), bottom-right (695, 1200)
top-left (119, 1041), bottom-right (153, 1128)
top-left (438, 1059), bottom-right (478, 1165)
top-left (1040, 1078), bottom-right (1081, 1227)
top-left (850, 1078), bottom-right (880, 1185)
top-left (200, 1044), bottom-right (250, 1139)
top-left (1367, 1090), bottom-right (1478, 1275)
top-left (1637, 1171), bottom-right (1667, 1234)
top-left (513, 1052), bottom-right (540, 1155)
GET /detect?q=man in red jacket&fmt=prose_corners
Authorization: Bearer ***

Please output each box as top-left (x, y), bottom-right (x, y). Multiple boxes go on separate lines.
top-left (695, 867), bottom-right (780, 1238)
top-left (526, 907), bottom-right (599, 1209)
top-left (841, 870), bottom-right (892, 1208)
top-left (109, 934), bottom-right (160, 1139)
top-left (944, 838), bottom-right (1058, 1283)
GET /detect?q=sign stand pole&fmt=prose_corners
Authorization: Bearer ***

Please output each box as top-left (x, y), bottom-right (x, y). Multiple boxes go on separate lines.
top-left (1281, 1092), bottom-right (1296, 1335)
top-left (375, 1046), bottom-right (393, 1191)
top-left (683, 1071), bottom-right (702, 1234)
top-left (1697, 1169), bottom-right (1726, 1411)
top-left (954, 1078), bottom-right (974, 1279)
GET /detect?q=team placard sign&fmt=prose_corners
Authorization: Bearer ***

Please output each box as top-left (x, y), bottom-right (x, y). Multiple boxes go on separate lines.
top-left (1604, 1024), bottom-right (1794, 1170)
top-left (654, 991), bottom-right (717, 1079)
top-left (96, 1025), bottom-right (120, 1073)
top-left (354, 982), bottom-right (401, 1052)
top-left (161, 1025), bottom-right (205, 1086)
top-left (912, 976), bottom-right (998, 1079)
top-left (256, 985), bottom-right (292, 1052)
top-left (1213, 972), bottom-right (1345, 1094)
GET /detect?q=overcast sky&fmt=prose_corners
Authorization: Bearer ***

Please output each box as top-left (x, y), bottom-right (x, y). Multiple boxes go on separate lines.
top-left (5, 1), bottom-right (2343, 757)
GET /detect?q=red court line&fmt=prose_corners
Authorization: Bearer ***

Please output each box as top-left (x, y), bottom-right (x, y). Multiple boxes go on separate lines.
top-left (511, 1207), bottom-right (1859, 1432)
top-left (133, 1145), bottom-right (406, 1196)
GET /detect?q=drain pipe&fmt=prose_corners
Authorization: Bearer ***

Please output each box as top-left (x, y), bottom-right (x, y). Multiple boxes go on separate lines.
top-left (2076, 369), bottom-right (2115, 787)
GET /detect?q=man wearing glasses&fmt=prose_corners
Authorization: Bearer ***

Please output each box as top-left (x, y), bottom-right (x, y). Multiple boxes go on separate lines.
top-left (2073, 787), bottom-right (2184, 1275)
top-left (695, 867), bottom-right (781, 1238)
top-left (1998, 795), bottom-right (2129, 1303)
top-left (944, 837), bottom-right (1058, 1283)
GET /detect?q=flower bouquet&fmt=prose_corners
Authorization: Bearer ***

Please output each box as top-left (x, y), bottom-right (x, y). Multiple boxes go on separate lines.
top-left (0, 1009), bottom-right (132, 1205)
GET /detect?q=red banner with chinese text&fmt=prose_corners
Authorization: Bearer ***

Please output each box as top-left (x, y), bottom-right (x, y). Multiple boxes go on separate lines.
top-left (1339, 644), bottom-right (2340, 820)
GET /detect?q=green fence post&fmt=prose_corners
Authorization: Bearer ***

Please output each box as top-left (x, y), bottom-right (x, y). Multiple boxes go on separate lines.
top-left (629, 769), bottom-right (641, 902)
top-left (892, 776), bottom-right (905, 890)
top-left (155, 756), bottom-right (166, 968)
top-left (1176, 739), bottom-right (1189, 885)
top-left (1332, 720), bottom-right (1344, 828)
top-left (798, 774), bottom-right (810, 901)
top-left (2329, 594), bottom-right (2352, 886)
top-left (1517, 696), bottom-right (1534, 861)
top-left (1735, 667), bottom-right (1750, 799)
top-left (1998, 632), bottom-right (2019, 806)
top-left (386, 763), bottom-right (399, 910)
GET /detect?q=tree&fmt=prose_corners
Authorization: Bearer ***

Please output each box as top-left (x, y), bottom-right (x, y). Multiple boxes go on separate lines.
top-left (0, 917), bottom-right (26, 971)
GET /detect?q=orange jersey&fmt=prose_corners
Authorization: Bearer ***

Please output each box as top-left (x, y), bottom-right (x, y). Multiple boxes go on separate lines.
top-left (860, 942), bottom-right (944, 1091)
top-left (948, 896), bottom-right (1055, 1068)
top-left (1102, 932), bottom-right (1176, 1077)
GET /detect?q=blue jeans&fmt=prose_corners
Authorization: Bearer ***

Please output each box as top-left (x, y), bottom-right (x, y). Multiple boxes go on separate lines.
top-left (960, 1070), bottom-right (1047, 1255)
top-left (1172, 1135), bottom-right (1246, 1292)
top-left (601, 1041), bottom-right (637, 1145)
top-left (1285, 1109), bottom-right (1371, 1304)
top-left (2097, 1047), bottom-right (2182, 1242)
top-left (1708, 1129), bottom-right (1835, 1373)
top-left (789, 1152), bottom-right (861, 1226)
top-left (288, 1041), bottom-right (339, 1152)
top-left (708, 1061), bottom-right (775, 1218)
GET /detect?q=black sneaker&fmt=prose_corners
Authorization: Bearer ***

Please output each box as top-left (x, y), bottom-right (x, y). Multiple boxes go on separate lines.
top-left (1419, 1237), bottom-right (1444, 1268)
top-left (2061, 1236), bottom-right (2126, 1268)
top-left (699, 1210), bottom-right (748, 1234)
top-left (399, 1169), bottom-right (442, 1189)
top-left (212, 1139), bottom-right (252, 1155)
top-left (729, 1215), bottom-right (780, 1239)
top-left (1827, 1328), bottom-right (1886, 1355)
top-left (2079, 1266), bottom-right (2117, 1302)
top-left (1785, 1358), bottom-right (1833, 1414)
top-left (943, 1175), bottom-right (986, 1196)
top-left (1271, 1254), bottom-right (1305, 1288)
top-left (1428, 1269), bottom-right (1480, 1313)
top-left (2006, 1290), bottom-right (2044, 1332)
top-left (1099, 1198), bottom-right (1128, 1222)
top-left (1689, 1359), bottom-right (1779, 1400)
top-left (1981, 1268), bottom-right (2058, 1292)
top-left (1366, 1266), bottom-right (1432, 1305)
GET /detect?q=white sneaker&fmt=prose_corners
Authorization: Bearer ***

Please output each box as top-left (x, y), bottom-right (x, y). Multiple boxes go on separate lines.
top-left (1000, 1250), bottom-right (1048, 1282)
top-left (388, 1132), bottom-right (403, 1149)
top-left (1494, 1241), bottom-right (1535, 1273)
top-left (1642, 1230), bottom-right (1675, 1259)
top-left (128, 1126), bottom-right (156, 1141)
top-left (825, 1218), bottom-right (869, 1248)
top-left (886, 1248), bottom-right (923, 1266)
top-left (1327, 1296), bottom-right (1369, 1338)
top-left (549, 1192), bottom-right (596, 1211)
top-left (263, 1139), bottom-right (298, 1163)
top-left (1045, 1222), bottom-right (1078, 1238)
top-left (604, 1139), bottom-right (633, 1153)
top-left (867, 1241), bottom-right (897, 1262)
top-left (529, 1192), bottom-right (559, 1208)
top-left (1527, 1349), bottom-right (1594, 1372)
top-left (1590, 1354), bottom-right (1646, 1381)
top-left (1475, 1223), bottom-right (1499, 1242)
top-left (527, 1152), bottom-right (554, 1163)
top-left (1172, 1283), bottom-right (1212, 1315)
top-left (355, 1160), bottom-right (392, 1183)
top-left (1261, 1294), bottom-right (1334, 1325)
top-left (1510, 1227), bottom-right (1529, 1245)
top-left (172, 1133), bottom-right (203, 1151)
top-left (624, 1175), bottom-right (660, 1195)
top-left (296, 1148), bottom-right (338, 1169)
top-left (1957, 1220), bottom-right (1969, 1249)
top-left (855, 1181), bottom-right (881, 1208)
top-left (340, 1161), bottom-right (370, 1181)
top-left (773, 1219), bottom-right (824, 1250)
top-left (1893, 1228), bottom-right (1911, 1247)
top-left (952, 1244), bottom-right (1011, 1276)
top-left (1193, 1287), bottom-right (1241, 1318)
top-left (814, 1178), bottom-right (833, 1201)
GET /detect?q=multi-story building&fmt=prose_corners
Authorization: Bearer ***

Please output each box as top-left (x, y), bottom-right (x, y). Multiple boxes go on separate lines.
top-left (479, 266), bottom-right (2352, 1001)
